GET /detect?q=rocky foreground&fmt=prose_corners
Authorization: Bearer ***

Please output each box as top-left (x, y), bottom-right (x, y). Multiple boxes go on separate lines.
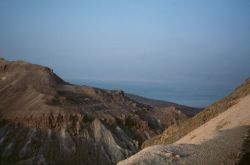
top-left (0, 59), bottom-right (197, 165)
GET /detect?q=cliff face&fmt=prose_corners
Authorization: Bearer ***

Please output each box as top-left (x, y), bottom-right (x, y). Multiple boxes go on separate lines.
top-left (0, 59), bottom-right (188, 165)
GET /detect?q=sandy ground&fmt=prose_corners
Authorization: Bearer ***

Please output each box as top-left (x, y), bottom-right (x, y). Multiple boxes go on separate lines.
top-left (118, 94), bottom-right (250, 165)
top-left (176, 94), bottom-right (250, 145)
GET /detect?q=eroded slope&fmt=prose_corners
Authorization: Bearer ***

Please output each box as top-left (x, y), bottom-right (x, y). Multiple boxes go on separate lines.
top-left (118, 93), bottom-right (250, 165)
top-left (0, 59), bottom-right (189, 165)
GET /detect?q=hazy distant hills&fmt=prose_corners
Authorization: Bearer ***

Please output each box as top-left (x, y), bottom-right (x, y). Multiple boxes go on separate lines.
top-left (0, 59), bottom-right (198, 165)
top-left (126, 93), bottom-right (201, 117)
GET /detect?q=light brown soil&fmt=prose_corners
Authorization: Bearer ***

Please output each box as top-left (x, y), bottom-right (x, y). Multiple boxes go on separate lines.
top-left (118, 94), bottom-right (250, 165)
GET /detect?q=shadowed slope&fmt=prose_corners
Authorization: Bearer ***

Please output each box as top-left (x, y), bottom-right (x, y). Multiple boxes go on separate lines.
top-left (0, 59), bottom-right (190, 165)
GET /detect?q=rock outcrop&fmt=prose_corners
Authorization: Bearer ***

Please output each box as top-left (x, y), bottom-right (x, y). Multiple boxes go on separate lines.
top-left (0, 59), bottom-right (190, 165)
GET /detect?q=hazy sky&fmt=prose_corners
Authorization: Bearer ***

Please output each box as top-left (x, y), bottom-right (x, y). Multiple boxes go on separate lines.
top-left (0, 0), bottom-right (250, 93)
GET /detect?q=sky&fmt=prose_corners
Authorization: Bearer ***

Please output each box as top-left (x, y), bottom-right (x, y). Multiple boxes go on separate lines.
top-left (0, 0), bottom-right (250, 106)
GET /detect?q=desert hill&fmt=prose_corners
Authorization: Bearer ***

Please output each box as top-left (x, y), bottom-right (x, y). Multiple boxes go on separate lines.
top-left (0, 59), bottom-right (196, 165)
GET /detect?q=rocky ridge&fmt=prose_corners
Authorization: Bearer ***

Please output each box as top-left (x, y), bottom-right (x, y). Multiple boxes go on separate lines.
top-left (0, 59), bottom-right (193, 165)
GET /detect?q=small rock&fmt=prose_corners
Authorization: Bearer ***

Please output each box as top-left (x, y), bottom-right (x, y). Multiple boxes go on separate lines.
top-left (131, 103), bottom-right (137, 107)
top-left (175, 154), bottom-right (181, 158)
top-left (165, 152), bottom-right (173, 157)
top-left (236, 152), bottom-right (241, 158)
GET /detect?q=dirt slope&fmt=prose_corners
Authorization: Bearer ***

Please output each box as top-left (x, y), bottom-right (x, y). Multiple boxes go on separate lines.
top-left (142, 77), bottom-right (250, 148)
top-left (118, 93), bottom-right (250, 165)
top-left (176, 94), bottom-right (250, 145)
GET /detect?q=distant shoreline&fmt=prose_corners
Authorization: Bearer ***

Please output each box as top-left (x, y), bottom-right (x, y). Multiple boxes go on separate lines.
top-left (66, 78), bottom-right (232, 108)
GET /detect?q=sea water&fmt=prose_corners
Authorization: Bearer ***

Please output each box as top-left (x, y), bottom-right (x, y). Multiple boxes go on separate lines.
top-left (66, 79), bottom-right (236, 108)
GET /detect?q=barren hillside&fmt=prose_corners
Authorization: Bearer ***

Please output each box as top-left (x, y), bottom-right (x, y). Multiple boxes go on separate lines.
top-left (142, 78), bottom-right (250, 148)
top-left (0, 59), bottom-right (192, 165)
top-left (118, 78), bottom-right (250, 165)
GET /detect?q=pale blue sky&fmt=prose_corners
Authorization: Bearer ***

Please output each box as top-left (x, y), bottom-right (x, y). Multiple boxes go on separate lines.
top-left (0, 0), bottom-right (250, 106)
